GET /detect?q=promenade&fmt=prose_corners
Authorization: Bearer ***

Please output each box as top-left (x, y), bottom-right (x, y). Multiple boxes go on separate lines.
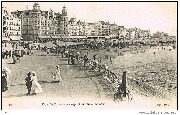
top-left (2, 42), bottom-right (177, 109)
top-left (2, 49), bottom-right (115, 109)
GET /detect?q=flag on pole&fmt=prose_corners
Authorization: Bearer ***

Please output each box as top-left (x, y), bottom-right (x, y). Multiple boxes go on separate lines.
top-left (25, 5), bottom-right (28, 10)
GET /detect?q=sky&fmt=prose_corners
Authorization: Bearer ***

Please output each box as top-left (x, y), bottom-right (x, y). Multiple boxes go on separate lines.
top-left (2, 2), bottom-right (177, 36)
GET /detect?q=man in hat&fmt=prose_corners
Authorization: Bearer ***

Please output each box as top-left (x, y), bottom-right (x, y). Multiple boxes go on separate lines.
top-left (25, 72), bottom-right (32, 95)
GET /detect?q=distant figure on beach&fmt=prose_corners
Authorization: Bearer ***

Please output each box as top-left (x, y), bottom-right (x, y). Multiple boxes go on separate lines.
top-left (25, 72), bottom-right (32, 95)
top-left (31, 71), bottom-right (43, 95)
top-left (110, 56), bottom-right (112, 63)
top-left (52, 65), bottom-right (63, 82)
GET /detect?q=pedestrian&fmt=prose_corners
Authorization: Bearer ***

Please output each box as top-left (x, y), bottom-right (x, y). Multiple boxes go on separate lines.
top-left (21, 50), bottom-right (24, 57)
top-left (5, 50), bottom-right (8, 59)
top-left (61, 49), bottom-right (65, 58)
top-left (8, 50), bottom-right (11, 58)
top-left (31, 71), bottom-right (43, 95)
top-left (83, 55), bottom-right (88, 67)
top-left (67, 53), bottom-right (70, 65)
top-left (110, 56), bottom-right (112, 63)
top-left (2, 69), bottom-right (8, 92)
top-left (71, 54), bottom-right (75, 65)
top-left (2, 68), bottom-right (11, 92)
top-left (75, 52), bottom-right (80, 60)
top-left (2, 51), bottom-right (5, 59)
top-left (38, 45), bottom-right (40, 50)
top-left (15, 43), bottom-right (18, 49)
top-left (12, 43), bottom-right (14, 49)
top-left (93, 54), bottom-right (96, 60)
top-left (47, 49), bottom-right (50, 54)
top-left (52, 65), bottom-right (63, 82)
top-left (25, 72), bottom-right (32, 95)
top-left (12, 55), bottom-right (17, 64)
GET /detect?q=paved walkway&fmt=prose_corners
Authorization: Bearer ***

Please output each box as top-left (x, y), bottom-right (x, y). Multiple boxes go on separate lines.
top-left (2, 50), bottom-right (115, 109)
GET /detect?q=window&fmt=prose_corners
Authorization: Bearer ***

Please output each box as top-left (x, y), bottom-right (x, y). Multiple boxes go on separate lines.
top-left (3, 27), bottom-right (6, 33)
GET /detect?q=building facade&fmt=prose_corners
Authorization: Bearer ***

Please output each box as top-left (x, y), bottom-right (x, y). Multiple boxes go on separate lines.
top-left (99, 21), bottom-right (110, 36)
top-left (7, 2), bottom-right (171, 41)
top-left (68, 17), bottom-right (78, 36)
top-left (139, 30), bottom-right (150, 39)
top-left (109, 23), bottom-right (118, 38)
top-left (2, 6), bottom-right (22, 41)
top-left (55, 6), bottom-right (68, 36)
top-left (12, 3), bottom-right (69, 41)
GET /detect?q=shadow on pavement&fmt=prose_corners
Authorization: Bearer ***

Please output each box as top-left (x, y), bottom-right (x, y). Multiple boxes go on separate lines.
top-left (38, 80), bottom-right (60, 84)
top-left (75, 75), bottom-right (97, 79)
top-left (58, 64), bottom-right (69, 65)
top-left (2, 62), bottom-right (15, 64)
top-left (9, 81), bottom-right (59, 86)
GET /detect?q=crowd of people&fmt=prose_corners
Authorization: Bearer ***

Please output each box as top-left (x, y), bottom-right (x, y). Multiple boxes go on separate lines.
top-left (2, 41), bottom-right (31, 64)
top-left (39, 42), bottom-right (121, 86)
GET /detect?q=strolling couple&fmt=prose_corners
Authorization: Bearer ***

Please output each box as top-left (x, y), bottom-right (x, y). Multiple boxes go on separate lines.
top-left (25, 71), bottom-right (43, 95)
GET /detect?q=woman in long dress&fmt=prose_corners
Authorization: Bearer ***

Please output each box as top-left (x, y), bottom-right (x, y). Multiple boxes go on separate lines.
top-left (2, 69), bottom-right (8, 92)
top-left (52, 65), bottom-right (63, 82)
top-left (2, 67), bottom-right (11, 92)
top-left (31, 71), bottom-right (43, 94)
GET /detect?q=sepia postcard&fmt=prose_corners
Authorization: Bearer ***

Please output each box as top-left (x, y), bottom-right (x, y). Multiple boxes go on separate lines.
top-left (1, 0), bottom-right (178, 113)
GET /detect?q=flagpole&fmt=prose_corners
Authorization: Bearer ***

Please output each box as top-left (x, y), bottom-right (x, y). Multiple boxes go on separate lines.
top-left (25, 5), bottom-right (28, 10)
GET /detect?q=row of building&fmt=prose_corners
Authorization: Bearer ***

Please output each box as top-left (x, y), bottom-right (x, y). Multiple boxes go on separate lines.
top-left (2, 2), bottom-right (172, 42)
